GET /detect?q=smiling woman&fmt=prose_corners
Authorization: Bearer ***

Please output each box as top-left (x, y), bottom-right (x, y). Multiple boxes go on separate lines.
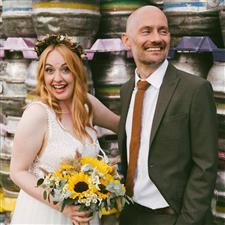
top-left (9, 34), bottom-right (120, 225)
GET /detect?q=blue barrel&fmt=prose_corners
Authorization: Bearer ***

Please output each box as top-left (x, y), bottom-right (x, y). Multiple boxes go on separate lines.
top-left (164, 0), bottom-right (223, 47)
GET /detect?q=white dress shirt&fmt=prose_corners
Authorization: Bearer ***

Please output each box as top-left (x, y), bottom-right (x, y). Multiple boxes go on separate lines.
top-left (125, 59), bottom-right (169, 209)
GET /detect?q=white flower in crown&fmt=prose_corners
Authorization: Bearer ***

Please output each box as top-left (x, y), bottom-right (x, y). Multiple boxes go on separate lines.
top-left (59, 35), bottom-right (65, 41)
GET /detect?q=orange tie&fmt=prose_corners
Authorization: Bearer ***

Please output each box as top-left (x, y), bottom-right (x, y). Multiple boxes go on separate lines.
top-left (126, 80), bottom-right (150, 197)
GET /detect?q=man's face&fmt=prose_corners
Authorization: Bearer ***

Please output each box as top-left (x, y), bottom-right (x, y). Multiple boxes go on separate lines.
top-left (123, 8), bottom-right (171, 69)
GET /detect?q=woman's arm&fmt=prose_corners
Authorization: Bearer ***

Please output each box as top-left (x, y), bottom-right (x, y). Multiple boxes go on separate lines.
top-left (10, 103), bottom-right (48, 203)
top-left (88, 94), bottom-right (120, 134)
top-left (10, 104), bottom-right (90, 223)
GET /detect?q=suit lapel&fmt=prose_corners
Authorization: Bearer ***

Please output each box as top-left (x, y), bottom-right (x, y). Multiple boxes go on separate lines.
top-left (150, 64), bottom-right (180, 146)
top-left (119, 77), bottom-right (135, 167)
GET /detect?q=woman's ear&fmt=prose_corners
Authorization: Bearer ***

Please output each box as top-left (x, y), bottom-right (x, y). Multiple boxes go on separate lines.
top-left (121, 33), bottom-right (131, 50)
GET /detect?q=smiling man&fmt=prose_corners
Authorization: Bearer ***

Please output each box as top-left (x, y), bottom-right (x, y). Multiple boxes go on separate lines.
top-left (118, 5), bottom-right (218, 225)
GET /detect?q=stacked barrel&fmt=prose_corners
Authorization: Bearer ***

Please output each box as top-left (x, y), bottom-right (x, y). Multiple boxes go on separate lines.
top-left (0, 1), bottom-right (35, 221)
top-left (0, 38), bottom-right (36, 223)
top-left (32, 0), bottom-right (100, 49)
top-left (98, 0), bottom-right (146, 38)
top-left (207, 49), bottom-right (225, 225)
top-left (163, 0), bottom-right (224, 48)
top-left (169, 36), bottom-right (215, 78)
top-left (2, 0), bottom-right (36, 38)
top-left (1, 0), bottom-right (225, 224)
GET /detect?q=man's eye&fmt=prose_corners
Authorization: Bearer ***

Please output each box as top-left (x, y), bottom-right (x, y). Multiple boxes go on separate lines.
top-left (159, 29), bottom-right (169, 35)
top-left (142, 30), bottom-right (150, 34)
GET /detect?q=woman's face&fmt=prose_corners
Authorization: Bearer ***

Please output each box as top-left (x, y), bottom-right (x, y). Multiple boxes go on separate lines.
top-left (44, 49), bottom-right (75, 102)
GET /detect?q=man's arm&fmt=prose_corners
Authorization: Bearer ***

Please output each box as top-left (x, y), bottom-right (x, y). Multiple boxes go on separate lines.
top-left (175, 81), bottom-right (218, 225)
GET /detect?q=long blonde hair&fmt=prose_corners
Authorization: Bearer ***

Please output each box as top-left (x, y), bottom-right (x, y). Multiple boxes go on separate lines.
top-left (35, 44), bottom-right (93, 142)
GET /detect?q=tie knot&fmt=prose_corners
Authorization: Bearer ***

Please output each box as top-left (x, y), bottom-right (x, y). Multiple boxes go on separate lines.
top-left (137, 80), bottom-right (150, 91)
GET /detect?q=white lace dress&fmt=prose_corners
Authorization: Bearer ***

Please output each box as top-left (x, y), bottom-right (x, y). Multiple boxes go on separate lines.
top-left (11, 102), bottom-right (102, 225)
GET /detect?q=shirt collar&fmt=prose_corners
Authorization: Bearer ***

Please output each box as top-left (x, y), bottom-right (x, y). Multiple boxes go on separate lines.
top-left (135, 59), bottom-right (168, 89)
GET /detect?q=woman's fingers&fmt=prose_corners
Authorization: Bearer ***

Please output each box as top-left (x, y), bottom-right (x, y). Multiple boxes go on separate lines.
top-left (72, 215), bottom-right (93, 222)
top-left (72, 220), bottom-right (79, 225)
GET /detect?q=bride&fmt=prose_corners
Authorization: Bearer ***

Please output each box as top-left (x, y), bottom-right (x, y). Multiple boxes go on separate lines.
top-left (10, 35), bottom-right (120, 225)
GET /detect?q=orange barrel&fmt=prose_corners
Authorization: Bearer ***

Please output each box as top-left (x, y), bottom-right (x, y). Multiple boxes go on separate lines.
top-left (99, 0), bottom-right (146, 38)
top-left (163, 0), bottom-right (223, 48)
top-left (32, 0), bottom-right (100, 49)
top-left (2, 0), bottom-right (36, 37)
top-left (91, 51), bottom-right (135, 114)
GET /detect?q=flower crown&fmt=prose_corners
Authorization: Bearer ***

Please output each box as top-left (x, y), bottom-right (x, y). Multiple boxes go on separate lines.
top-left (34, 34), bottom-right (86, 59)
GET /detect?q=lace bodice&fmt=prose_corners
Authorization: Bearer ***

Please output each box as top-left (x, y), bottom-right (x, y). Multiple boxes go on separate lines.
top-left (29, 101), bottom-right (101, 178)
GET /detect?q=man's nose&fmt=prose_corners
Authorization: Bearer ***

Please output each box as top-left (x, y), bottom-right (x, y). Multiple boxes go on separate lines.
top-left (150, 30), bottom-right (162, 43)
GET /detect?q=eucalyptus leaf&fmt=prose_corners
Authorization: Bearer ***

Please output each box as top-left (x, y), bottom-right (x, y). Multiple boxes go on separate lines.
top-left (37, 178), bottom-right (44, 186)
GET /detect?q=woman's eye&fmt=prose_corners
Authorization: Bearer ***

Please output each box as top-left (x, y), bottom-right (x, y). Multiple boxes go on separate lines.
top-left (45, 67), bottom-right (54, 74)
top-left (61, 66), bottom-right (70, 73)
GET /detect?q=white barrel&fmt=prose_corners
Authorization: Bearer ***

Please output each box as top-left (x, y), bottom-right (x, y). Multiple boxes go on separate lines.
top-left (207, 50), bottom-right (225, 95)
top-left (169, 52), bottom-right (213, 78)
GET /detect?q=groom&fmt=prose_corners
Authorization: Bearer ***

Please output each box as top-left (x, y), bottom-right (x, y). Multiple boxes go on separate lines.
top-left (118, 5), bottom-right (218, 225)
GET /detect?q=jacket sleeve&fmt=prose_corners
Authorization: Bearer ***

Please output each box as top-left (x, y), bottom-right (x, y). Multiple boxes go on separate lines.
top-left (175, 81), bottom-right (218, 225)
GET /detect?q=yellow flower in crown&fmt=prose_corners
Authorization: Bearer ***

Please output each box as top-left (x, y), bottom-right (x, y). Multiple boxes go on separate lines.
top-left (67, 172), bottom-right (95, 199)
top-left (81, 157), bottom-right (113, 175)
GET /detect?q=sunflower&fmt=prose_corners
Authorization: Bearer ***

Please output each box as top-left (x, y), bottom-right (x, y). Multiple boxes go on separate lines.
top-left (96, 174), bottom-right (114, 199)
top-left (67, 172), bottom-right (94, 199)
top-left (55, 163), bottom-right (77, 179)
top-left (81, 157), bottom-right (113, 175)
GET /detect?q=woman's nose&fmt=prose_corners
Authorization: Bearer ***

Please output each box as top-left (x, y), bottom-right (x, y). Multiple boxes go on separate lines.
top-left (53, 70), bottom-right (62, 81)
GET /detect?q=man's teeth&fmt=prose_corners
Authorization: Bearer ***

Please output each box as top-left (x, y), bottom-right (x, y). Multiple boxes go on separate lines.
top-left (146, 47), bottom-right (161, 51)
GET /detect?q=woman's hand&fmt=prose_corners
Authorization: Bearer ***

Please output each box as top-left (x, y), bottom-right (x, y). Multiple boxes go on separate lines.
top-left (62, 205), bottom-right (92, 224)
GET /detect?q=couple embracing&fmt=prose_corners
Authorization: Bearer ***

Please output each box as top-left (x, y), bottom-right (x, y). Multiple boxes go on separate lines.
top-left (10, 6), bottom-right (217, 225)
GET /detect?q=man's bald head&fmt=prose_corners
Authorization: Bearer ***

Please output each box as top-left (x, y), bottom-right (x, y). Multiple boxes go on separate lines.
top-left (126, 6), bottom-right (168, 34)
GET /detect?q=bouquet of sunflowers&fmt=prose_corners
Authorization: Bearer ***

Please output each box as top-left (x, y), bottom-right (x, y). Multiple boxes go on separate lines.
top-left (37, 152), bottom-right (131, 220)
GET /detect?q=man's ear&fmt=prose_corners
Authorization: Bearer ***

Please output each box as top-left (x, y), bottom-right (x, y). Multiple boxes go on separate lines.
top-left (121, 33), bottom-right (131, 50)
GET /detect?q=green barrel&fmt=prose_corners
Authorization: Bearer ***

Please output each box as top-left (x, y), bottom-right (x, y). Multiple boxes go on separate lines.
top-left (99, 0), bottom-right (146, 38)
top-left (32, 0), bottom-right (100, 48)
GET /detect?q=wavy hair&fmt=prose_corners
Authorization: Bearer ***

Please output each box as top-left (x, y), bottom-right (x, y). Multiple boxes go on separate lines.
top-left (34, 44), bottom-right (93, 142)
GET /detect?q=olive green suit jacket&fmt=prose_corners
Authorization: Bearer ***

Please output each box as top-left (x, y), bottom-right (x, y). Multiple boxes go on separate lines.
top-left (118, 63), bottom-right (218, 225)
